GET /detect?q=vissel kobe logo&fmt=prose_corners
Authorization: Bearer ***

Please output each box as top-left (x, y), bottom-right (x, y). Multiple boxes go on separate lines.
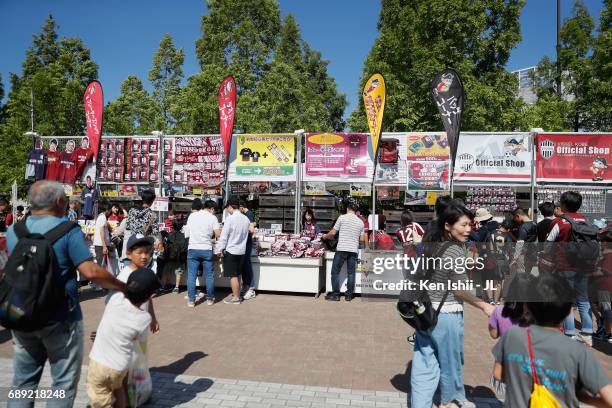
top-left (457, 153), bottom-right (474, 173)
top-left (539, 139), bottom-right (555, 160)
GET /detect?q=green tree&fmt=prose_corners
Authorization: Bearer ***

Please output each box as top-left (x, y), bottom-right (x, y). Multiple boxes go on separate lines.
top-left (585, 0), bottom-right (611, 130)
top-left (0, 15), bottom-right (98, 193)
top-left (348, 0), bottom-right (526, 132)
top-left (104, 76), bottom-right (157, 135)
top-left (176, 1), bottom-right (346, 134)
top-left (525, 1), bottom-right (595, 131)
top-left (247, 14), bottom-right (347, 132)
top-left (148, 34), bottom-right (185, 132)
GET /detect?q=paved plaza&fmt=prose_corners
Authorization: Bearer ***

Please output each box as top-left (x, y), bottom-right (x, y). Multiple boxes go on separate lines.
top-left (0, 288), bottom-right (610, 407)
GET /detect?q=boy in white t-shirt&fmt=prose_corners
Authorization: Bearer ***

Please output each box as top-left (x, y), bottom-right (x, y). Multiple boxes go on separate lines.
top-left (113, 234), bottom-right (159, 331)
top-left (87, 268), bottom-right (161, 408)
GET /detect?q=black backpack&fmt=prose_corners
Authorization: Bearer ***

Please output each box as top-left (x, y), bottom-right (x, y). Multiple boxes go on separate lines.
top-left (561, 215), bottom-right (600, 268)
top-left (166, 231), bottom-right (187, 261)
top-left (0, 221), bottom-right (78, 331)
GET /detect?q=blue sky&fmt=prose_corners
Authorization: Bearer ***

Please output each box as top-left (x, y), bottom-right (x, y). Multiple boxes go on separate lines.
top-left (0, 0), bottom-right (606, 121)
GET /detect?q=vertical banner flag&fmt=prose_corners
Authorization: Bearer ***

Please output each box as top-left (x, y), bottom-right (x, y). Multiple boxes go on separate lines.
top-left (431, 68), bottom-right (464, 165)
top-left (83, 81), bottom-right (104, 159)
top-left (362, 73), bottom-right (386, 158)
top-left (218, 76), bottom-right (237, 161)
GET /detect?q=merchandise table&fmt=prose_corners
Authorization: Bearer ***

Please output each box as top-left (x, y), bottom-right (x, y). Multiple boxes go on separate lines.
top-left (172, 255), bottom-right (326, 296)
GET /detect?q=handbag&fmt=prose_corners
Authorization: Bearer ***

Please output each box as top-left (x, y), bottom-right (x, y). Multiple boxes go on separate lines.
top-left (412, 223), bottom-right (423, 244)
top-left (527, 328), bottom-right (561, 408)
top-left (397, 242), bottom-right (453, 331)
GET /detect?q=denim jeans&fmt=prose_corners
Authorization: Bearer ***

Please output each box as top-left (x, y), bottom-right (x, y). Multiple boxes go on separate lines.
top-left (331, 251), bottom-right (357, 295)
top-left (559, 270), bottom-right (593, 335)
top-left (187, 249), bottom-right (215, 301)
top-left (410, 312), bottom-right (466, 408)
top-left (9, 320), bottom-right (84, 408)
top-left (241, 238), bottom-right (254, 289)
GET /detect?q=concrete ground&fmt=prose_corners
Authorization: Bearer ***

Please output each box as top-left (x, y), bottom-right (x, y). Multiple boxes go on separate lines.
top-left (0, 287), bottom-right (610, 407)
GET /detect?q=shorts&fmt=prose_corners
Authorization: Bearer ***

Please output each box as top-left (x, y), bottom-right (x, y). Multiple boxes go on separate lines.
top-left (164, 260), bottom-right (185, 275)
top-left (222, 252), bottom-right (244, 278)
top-left (86, 359), bottom-right (127, 408)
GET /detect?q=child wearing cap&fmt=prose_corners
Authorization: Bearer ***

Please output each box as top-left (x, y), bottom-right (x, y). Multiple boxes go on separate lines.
top-left (107, 234), bottom-right (159, 406)
top-left (87, 268), bottom-right (161, 408)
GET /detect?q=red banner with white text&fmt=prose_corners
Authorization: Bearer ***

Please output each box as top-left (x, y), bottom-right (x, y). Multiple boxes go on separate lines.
top-left (536, 133), bottom-right (612, 183)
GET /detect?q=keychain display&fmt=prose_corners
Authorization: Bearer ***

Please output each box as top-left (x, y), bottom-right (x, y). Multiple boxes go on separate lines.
top-left (464, 187), bottom-right (516, 214)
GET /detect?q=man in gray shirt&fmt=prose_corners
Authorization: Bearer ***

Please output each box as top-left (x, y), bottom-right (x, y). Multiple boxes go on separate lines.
top-left (216, 200), bottom-right (251, 304)
top-left (322, 200), bottom-right (367, 301)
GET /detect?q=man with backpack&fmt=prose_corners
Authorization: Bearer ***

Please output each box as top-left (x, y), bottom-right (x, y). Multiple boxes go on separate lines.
top-left (546, 191), bottom-right (598, 346)
top-left (1, 181), bottom-right (126, 407)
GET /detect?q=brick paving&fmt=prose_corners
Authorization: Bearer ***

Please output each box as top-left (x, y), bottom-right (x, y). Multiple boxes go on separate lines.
top-left (0, 287), bottom-right (610, 407)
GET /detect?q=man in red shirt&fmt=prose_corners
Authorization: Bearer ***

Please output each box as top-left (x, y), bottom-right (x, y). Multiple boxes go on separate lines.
top-left (45, 139), bottom-right (62, 181)
top-left (59, 139), bottom-right (77, 184)
top-left (74, 137), bottom-right (94, 180)
top-left (546, 191), bottom-right (594, 346)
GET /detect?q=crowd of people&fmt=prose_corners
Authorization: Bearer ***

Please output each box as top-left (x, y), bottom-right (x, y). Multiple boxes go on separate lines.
top-left (1, 180), bottom-right (611, 407)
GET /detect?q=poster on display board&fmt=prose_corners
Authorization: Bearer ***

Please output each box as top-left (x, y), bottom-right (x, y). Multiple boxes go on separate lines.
top-left (536, 133), bottom-right (612, 183)
top-left (125, 137), bottom-right (158, 183)
top-left (408, 160), bottom-right (450, 191)
top-left (173, 136), bottom-right (225, 187)
top-left (406, 133), bottom-right (449, 161)
top-left (304, 182), bottom-right (326, 196)
top-left (350, 183), bottom-right (371, 197)
top-left (305, 133), bottom-right (370, 178)
top-left (453, 133), bottom-right (532, 182)
top-left (377, 186), bottom-right (400, 200)
top-left (235, 135), bottom-right (295, 177)
top-left (405, 191), bottom-right (427, 205)
top-left (376, 163), bottom-right (407, 185)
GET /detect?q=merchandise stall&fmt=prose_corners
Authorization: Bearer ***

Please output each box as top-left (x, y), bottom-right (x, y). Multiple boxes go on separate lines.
top-left (300, 132), bottom-right (379, 294)
top-left (451, 132), bottom-right (534, 219)
top-left (224, 133), bottom-right (326, 294)
top-left (534, 132), bottom-right (612, 223)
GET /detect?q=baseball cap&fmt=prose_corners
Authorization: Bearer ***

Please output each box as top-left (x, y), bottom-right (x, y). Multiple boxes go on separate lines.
top-left (126, 234), bottom-right (155, 251)
top-left (126, 267), bottom-right (161, 304)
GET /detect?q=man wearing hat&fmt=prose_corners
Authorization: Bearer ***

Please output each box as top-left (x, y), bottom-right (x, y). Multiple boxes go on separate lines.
top-left (472, 208), bottom-right (500, 243)
top-left (216, 200), bottom-right (251, 304)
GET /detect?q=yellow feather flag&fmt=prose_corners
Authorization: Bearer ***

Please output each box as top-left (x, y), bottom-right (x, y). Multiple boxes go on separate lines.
top-left (362, 73), bottom-right (386, 158)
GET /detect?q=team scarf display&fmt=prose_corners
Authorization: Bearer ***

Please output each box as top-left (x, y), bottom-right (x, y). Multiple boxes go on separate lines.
top-left (218, 75), bottom-right (237, 161)
top-left (431, 68), bottom-right (464, 165)
top-left (362, 73), bottom-right (386, 160)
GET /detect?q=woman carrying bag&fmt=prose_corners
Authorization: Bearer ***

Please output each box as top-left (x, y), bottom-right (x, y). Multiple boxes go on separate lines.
top-left (409, 204), bottom-right (495, 408)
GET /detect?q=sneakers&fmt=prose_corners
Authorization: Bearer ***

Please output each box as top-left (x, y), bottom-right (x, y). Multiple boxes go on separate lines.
top-left (223, 297), bottom-right (241, 305)
top-left (441, 400), bottom-right (476, 408)
top-left (184, 291), bottom-right (205, 300)
top-left (407, 334), bottom-right (416, 345)
top-left (206, 297), bottom-right (215, 306)
top-left (325, 292), bottom-right (341, 301)
top-left (187, 301), bottom-right (195, 308)
top-left (172, 287), bottom-right (179, 294)
top-left (243, 289), bottom-right (256, 300)
top-left (567, 333), bottom-right (593, 347)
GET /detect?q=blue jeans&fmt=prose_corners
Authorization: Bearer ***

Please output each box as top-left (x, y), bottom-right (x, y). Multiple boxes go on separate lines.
top-left (187, 249), bottom-right (215, 301)
top-left (9, 320), bottom-right (84, 408)
top-left (241, 238), bottom-right (254, 289)
top-left (410, 312), bottom-right (466, 408)
top-left (331, 251), bottom-right (357, 295)
top-left (559, 271), bottom-right (593, 335)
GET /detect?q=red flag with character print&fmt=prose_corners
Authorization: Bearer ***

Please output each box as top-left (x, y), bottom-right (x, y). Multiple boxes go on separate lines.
top-left (83, 81), bottom-right (104, 160)
top-left (218, 76), bottom-right (237, 161)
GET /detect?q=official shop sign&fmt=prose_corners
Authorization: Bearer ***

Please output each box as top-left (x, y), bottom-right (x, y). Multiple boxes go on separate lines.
top-left (536, 133), bottom-right (611, 183)
top-left (453, 133), bottom-right (532, 183)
